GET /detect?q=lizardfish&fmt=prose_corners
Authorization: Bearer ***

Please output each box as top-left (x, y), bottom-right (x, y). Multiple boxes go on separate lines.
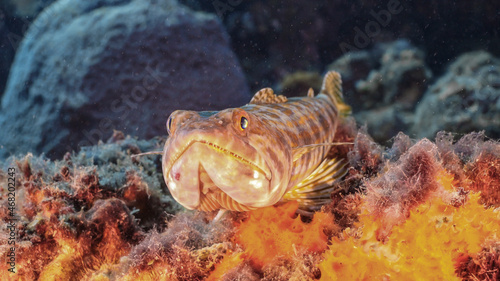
top-left (162, 71), bottom-right (351, 212)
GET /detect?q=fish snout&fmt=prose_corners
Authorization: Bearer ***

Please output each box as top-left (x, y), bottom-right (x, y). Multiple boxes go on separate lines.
top-left (164, 148), bottom-right (201, 210)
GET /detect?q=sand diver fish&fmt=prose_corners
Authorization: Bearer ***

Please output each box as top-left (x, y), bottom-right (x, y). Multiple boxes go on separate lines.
top-left (161, 71), bottom-right (351, 213)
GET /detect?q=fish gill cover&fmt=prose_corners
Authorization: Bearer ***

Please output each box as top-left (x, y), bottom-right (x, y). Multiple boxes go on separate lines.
top-left (0, 124), bottom-right (499, 280)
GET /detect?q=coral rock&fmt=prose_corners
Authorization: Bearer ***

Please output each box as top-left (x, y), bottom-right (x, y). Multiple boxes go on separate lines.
top-left (329, 40), bottom-right (431, 143)
top-left (0, 0), bottom-right (250, 159)
top-left (412, 51), bottom-right (500, 139)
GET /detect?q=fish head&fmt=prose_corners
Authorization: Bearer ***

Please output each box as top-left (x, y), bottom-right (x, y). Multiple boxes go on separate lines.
top-left (162, 107), bottom-right (291, 211)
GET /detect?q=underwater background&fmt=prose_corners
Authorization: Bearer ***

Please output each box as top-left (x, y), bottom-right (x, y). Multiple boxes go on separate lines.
top-left (0, 0), bottom-right (499, 158)
top-left (0, 0), bottom-right (499, 280)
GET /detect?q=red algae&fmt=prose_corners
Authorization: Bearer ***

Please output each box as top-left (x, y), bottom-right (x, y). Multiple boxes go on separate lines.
top-left (364, 139), bottom-right (443, 238)
top-left (463, 141), bottom-right (500, 207)
top-left (1, 131), bottom-right (499, 280)
top-left (456, 239), bottom-right (500, 280)
top-left (437, 131), bottom-right (500, 207)
top-left (317, 132), bottom-right (500, 280)
top-left (206, 252), bottom-right (245, 281)
top-left (347, 129), bottom-right (383, 178)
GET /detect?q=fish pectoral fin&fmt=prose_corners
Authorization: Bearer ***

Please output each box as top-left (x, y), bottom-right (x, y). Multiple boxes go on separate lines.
top-left (249, 87), bottom-right (288, 104)
top-left (291, 142), bottom-right (353, 162)
top-left (291, 146), bottom-right (318, 163)
top-left (282, 157), bottom-right (349, 211)
top-left (212, 209), bottom-right (228, 223)
top-left (131, 151), bottom-right (163, 158)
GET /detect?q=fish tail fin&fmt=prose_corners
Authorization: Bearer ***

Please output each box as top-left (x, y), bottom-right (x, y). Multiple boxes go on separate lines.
top-left (320, 71), bottom-right (352, 118)
top-left (282, 156), bottom-right (349, 212)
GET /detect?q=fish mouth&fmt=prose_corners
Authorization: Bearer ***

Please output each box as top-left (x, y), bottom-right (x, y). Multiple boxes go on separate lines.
top-left (165, 139), bottom-right (271, 181)
top-left (164, 139), bottom-right (272, 210)
top-left (198, 140), bottom-right (271, 180)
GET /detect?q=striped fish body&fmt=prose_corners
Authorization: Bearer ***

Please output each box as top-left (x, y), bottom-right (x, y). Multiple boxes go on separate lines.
top-left (242, 95), bottom-right (338, 191)
top-left (162, 71), bottom-right (350, 212)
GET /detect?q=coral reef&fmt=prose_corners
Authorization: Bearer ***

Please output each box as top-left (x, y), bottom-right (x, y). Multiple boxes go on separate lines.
top-left (235, 201), bottom-right (334, 270)
top-left (355, 40), bottom-right (431, 109)
top-left (0, 0), bottom-right (250, 160)
top-left (319, 192), bottom-right (499, 280)
top-left (412, 51), bottom-right (500, 140)
top-left (435, 131), bottom-right (500, 208)
top-left (1, 128), bottom-right (498, 280)
top-left (364, 138), bottom-right (442, 236)
top-left (0, 133), bottom-right (181, 279)
top-left (318, 130), bottom-right (500, 280)
top-left (0, 2), bottom-right (499, 279)
top-left (329, 40), bottom-right (432, 142)
top-left (330, 43), bottom-right (500, 144)
top-left (456, 239), bottom-right (500, 281)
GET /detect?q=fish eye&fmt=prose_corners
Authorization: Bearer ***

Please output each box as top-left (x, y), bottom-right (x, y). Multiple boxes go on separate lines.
top-left (240, 116), bottom-right (248, 130)
top-left (232, 109), bottom-right (250, 135)
top-left (166, 115), bottom-right (173, 135)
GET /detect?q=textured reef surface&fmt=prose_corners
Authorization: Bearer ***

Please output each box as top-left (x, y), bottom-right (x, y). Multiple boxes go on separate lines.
top-left (1, 0), bottom-right (499, 280)
top-left (0, 119), bottom-right (499, 280)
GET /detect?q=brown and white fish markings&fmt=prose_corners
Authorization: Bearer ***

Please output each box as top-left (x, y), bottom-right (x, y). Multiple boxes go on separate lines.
top-left (161, 71), bottom-right (351, 212)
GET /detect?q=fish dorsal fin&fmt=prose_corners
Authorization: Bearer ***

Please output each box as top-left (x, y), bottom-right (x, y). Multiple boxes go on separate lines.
top-left (320, 71), bottom-right (342, 97)
top-left (307, 87), bottom-right (314, 97)
top-left (250, 88), bottom-right (288, 104)
top-left (292, 142), bottom-right (353, 162)
top-left (320, 71), bottom-right (352, 117)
